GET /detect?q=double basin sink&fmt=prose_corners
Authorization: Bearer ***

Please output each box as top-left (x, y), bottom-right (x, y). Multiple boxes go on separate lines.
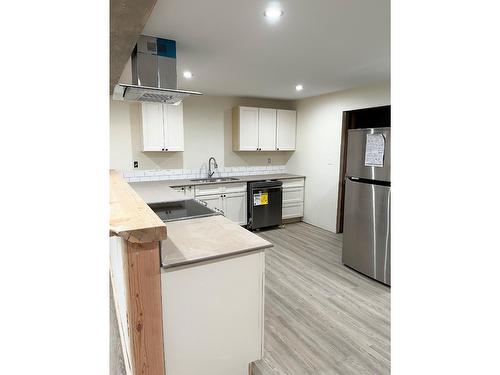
top-left (190, 177), bottom-right (240, 183)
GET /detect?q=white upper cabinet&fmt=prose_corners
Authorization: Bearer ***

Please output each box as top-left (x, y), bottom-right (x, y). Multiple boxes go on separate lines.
top-left (276, 109), bottom-right (297, 151)
top-left (141, 102), bottom-right (184, 152)
top-left (233, 106), bottom-right (296, 151)
top-left (141, 103), bottom-right (165, 151)
top-left (258, 108), bottom-right (277, 151)
top-left (234, 107), bottom-right (259, 151)
top-left (163, 103), bottom-right (184, 151)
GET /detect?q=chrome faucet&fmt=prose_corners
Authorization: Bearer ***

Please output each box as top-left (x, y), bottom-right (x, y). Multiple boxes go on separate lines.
top-left (208, 157), bottom-right (218, 178)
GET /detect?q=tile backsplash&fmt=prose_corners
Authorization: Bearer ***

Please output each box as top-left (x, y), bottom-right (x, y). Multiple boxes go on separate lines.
top-left (120, 165), bottom-right (287, 183)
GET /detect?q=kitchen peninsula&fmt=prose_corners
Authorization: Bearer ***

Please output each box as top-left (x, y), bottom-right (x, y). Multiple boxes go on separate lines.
top-left (109, 170), bottom-right (272, 375)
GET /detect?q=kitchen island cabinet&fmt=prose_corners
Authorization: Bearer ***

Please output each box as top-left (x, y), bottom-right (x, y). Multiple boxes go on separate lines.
top-left (160, 215), bottom-right (271, 375)
top-left (161, 251), bottom-right (265, 375)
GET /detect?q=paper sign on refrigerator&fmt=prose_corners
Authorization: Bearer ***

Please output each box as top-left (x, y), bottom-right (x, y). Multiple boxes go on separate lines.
top-left (364, 133), bottom-right (385, 167)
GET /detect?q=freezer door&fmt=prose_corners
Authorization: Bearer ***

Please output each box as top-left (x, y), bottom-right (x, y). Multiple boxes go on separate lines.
top-left (346, 127), bottom-right (390, 182)
top-left (342, 178), bottom-right (391, 285)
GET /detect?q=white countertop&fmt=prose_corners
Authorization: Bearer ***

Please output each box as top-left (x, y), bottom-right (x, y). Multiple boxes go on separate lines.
top-left (160, 215), bottom-right (272, 268)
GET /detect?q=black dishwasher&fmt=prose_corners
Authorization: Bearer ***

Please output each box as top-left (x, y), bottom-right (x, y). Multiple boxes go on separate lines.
top-left (247, 180), bottom-right (282, 230)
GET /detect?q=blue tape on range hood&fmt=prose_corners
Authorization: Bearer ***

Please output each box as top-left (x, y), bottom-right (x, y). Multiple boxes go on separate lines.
top-left (156, 38), bottom-right (176, 58)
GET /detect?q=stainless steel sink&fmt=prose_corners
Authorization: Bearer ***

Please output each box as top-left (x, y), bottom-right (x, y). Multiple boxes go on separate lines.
top-left (190, 177), bottom-right (240, 183)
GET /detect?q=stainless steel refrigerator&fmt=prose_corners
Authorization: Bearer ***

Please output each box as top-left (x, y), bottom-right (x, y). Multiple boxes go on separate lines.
top-left (342, 127), bottom-right (391, 285)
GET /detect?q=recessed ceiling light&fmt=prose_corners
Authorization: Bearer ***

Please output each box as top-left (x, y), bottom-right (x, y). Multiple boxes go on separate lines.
top-left (183, 71), bottom-right (193, 79)
top-left (295, 84), bottom-right (303, 92)
top-left (264, 7), bottom-right (283, 20)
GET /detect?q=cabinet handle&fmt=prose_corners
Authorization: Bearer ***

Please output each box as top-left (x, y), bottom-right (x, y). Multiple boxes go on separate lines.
top-left (277, 147), bottom-right (280, 150)
top-left (165, 148), bottom-right (168, 151)
top-left (161, 148), bottom-right (164, 151)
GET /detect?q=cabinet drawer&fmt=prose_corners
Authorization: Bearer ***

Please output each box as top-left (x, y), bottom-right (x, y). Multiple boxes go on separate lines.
top-left (282, 202), bottom-right (304, 219)
top-left (195, 182), bottom-right (247, 197)
top-left (283, 187), bottom-right (304, 203)
top-left (224, 182), bottom-right (247, 194)
top-left (195, 183), bottom-right (224, 196)
top-left (281, 178), bottom-right (305, 188)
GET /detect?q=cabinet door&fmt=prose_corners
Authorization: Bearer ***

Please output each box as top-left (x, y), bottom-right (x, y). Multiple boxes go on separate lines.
top-left (195, 183), bottom-right (224, 197)
top-left (163, 103), bottom-right (184, 151)
top-left (224, 192), bottom-right (248, 225)
top-left (161, 250), bottom-right (265, 375)
top-left (276, 109), bottom-right (296, 150)
top-left (185, 186), bottom-right (195, 199)
top-left (238, 107), bottom-right (259, 151)
top-left (197, 194), bottom-right (223, 213)
top-left (282, 202), bottom-right (304, 219)
top-left (258, 108), bottom-right (277, 151)
top-left (141, 103), bottom-right (165, 151)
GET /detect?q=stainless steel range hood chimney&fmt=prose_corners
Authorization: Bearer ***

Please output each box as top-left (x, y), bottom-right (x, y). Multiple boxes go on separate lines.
top-left (113, 35), bottom-right (202, 104)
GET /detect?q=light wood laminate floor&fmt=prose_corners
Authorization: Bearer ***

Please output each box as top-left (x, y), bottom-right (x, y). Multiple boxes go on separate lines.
top-left (252, 222), bottom-right (390, 375)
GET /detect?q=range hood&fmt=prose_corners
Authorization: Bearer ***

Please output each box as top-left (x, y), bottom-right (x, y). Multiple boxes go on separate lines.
top-left (113, 35), bottom-right (202, 104)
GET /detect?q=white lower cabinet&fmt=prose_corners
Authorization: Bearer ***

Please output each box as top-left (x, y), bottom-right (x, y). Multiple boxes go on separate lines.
top-left (195, 183), bottom-right (247, 225)
top-left (224, 192), bottom-right (247, 225)
top-left (161, 250), bottom-right (265, 375)
top-left (280, 178), bottom-right (305, 220)
top-left (282, 186), bottom-right (304, 203)
top-left (282, 202), bottom-right (304, 219)
top-left (197, 193), bottom-right (223, 212)
top-left (187, 179), bottom-right (305, 222)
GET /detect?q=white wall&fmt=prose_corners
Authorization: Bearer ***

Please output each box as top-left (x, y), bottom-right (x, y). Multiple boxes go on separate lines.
top-left (110, 95), bottom-right (295, 171)
top-left (286, 82), bottom-right (390, 233)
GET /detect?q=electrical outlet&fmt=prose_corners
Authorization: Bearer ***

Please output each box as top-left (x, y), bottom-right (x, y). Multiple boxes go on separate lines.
top-left (133, 161), bottom-right (138, 168)
top-left (267, 158), bottom-right (272, 164)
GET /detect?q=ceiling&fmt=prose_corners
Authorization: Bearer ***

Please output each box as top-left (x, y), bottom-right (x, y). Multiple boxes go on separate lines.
top-left (142, 0), bottom-right (390, 100)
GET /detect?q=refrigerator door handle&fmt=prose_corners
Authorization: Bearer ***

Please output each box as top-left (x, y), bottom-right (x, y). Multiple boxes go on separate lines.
top-left (383, 188), bottom-right (391, 284)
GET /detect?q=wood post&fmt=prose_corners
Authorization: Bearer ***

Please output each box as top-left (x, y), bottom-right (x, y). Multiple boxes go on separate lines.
top-left (110, 170), bottom-right (167, 374)
top-left (125, 240), bottom-right (165, 375)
